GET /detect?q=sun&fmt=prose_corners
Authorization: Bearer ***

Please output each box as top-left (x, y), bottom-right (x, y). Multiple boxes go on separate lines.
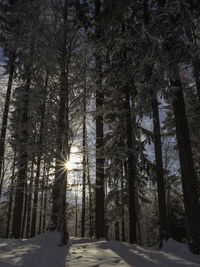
top-left (65, 161), bottom-right (73, 171)
top-left (63, 145), bottom-right (82, 172)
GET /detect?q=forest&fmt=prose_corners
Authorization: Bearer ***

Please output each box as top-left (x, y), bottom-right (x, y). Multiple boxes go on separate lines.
top-left (0, 0), bottom-right (200, 262)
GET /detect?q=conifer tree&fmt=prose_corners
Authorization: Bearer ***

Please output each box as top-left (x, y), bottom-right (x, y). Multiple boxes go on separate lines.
top-left (51, 0), bottom-right (69, 245)
top-left (156, 0), bottom-right (200, 253)
top-left (143, 0), bottom-right (168, 244)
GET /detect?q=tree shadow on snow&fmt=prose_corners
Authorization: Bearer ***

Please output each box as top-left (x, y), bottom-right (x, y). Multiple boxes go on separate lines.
top-left (98, 241), bottom-right (160, 267)
top-left (98, 241), bottom-right (200, 267)
top-left (0, 232), bottom-right (69, 267)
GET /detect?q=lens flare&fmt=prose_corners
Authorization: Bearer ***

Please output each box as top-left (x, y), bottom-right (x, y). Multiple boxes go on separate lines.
top-left (65, 161), bottom-right (73, 170)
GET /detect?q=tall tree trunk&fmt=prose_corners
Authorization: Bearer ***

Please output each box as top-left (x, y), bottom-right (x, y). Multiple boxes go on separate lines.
top-left (21, 177), bottom-right (28, 238)
top-left (115, 222), bottom-right (120, 241)
top-left (52, 0), bottom-right (69, 245)
top-left (75, 190), bottom-right (78, 237)
top-left (31, 134), bottom-right (43, 237)
top-left (121, 20), bottom-right (137, 244)
top-left (38, 163), bottom-right (46, 234)
top-left (6, 149), bottom-right (16, 238)
top-left (115, 179), bottom-right (120, 241)
top-left (26, 153), bottom-right (35, 238)
top-left (95, 0), bottom-right (105, 239)
top-left (151, 95), bottom-right (168, 243)
top-left (87, 152), bottom-right (93, 238)
top-left (81, 78), bottom-right (86, 238)
top-left (42, 164), bottom-right (50, 231)
top-left (31, 73), bottom-right (48, 237)
top-left (171, 74), bottom-right (200, 254)
top-left (0, 52), bottom-right (16, 197)
top-left (125, 88), bottom-right (137, 244)
top-left (12, 57), bottom-right (32, 238)
top-left (121, 164), bottom-right (126, 242)
top-left (0, 161), bottom-right (5, 198)
top-left (144, 0), bottom-right (168, 244)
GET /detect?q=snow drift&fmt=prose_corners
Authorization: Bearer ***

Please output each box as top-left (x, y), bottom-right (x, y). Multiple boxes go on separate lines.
top-left (0, 232), bottom-right (199, 267)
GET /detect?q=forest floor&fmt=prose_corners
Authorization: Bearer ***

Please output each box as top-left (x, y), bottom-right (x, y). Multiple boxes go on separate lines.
top-left (0, 232), bottom-right (199, 267)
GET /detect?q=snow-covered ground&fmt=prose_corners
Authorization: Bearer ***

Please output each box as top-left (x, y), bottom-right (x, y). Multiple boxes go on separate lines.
top-left (0, 232), bottom-right (199, 267)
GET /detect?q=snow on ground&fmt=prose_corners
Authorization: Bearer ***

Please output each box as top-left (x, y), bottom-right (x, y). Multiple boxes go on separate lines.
top-left (0, 232), bottom-right (199, 267)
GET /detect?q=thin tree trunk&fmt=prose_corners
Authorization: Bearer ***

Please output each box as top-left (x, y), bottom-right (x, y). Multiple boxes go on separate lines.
top-left (60, 172), bottom-right (68, 245)
top-left (115, 222), bottom-right (120, 241)
top-left (42, 164), bottom-right (50, 231)
top-left (87, 152), bottom-right (93, 238)
top-left (0, 161), bottom-right (5, 197)
top-left (115, 179), bottom-right (120, 241)
top-left (151, 95), bottom-right (168, 243)
top-left (75, 191), bottom-right (78, 237)
top-left (162, 139), bottom-right (170, 216)
top-left (26, 153), bottom-right (35, 238)
top-left (31, 134), bottom-right (43, 237)
top-left (31, 73), bottom-right (48, 238)
top-left (81, 79), bottom-right (86, 238)
top-left (6, 149), bottom-right (16, 238)
top-left (121, 164), bottom-right (126, 242)
top-left (95, 0), bottom-right (105, 239)
top-left (20, 177), bottom-right (28, 238)
top-left (0, 52), bottom-right (16, 196)
top-left (125, 88), bottom-right (137, 244)
top-left (12, 57), bottom-right (32, 238)
top-left (38, 163), bottom-right (46, 234)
